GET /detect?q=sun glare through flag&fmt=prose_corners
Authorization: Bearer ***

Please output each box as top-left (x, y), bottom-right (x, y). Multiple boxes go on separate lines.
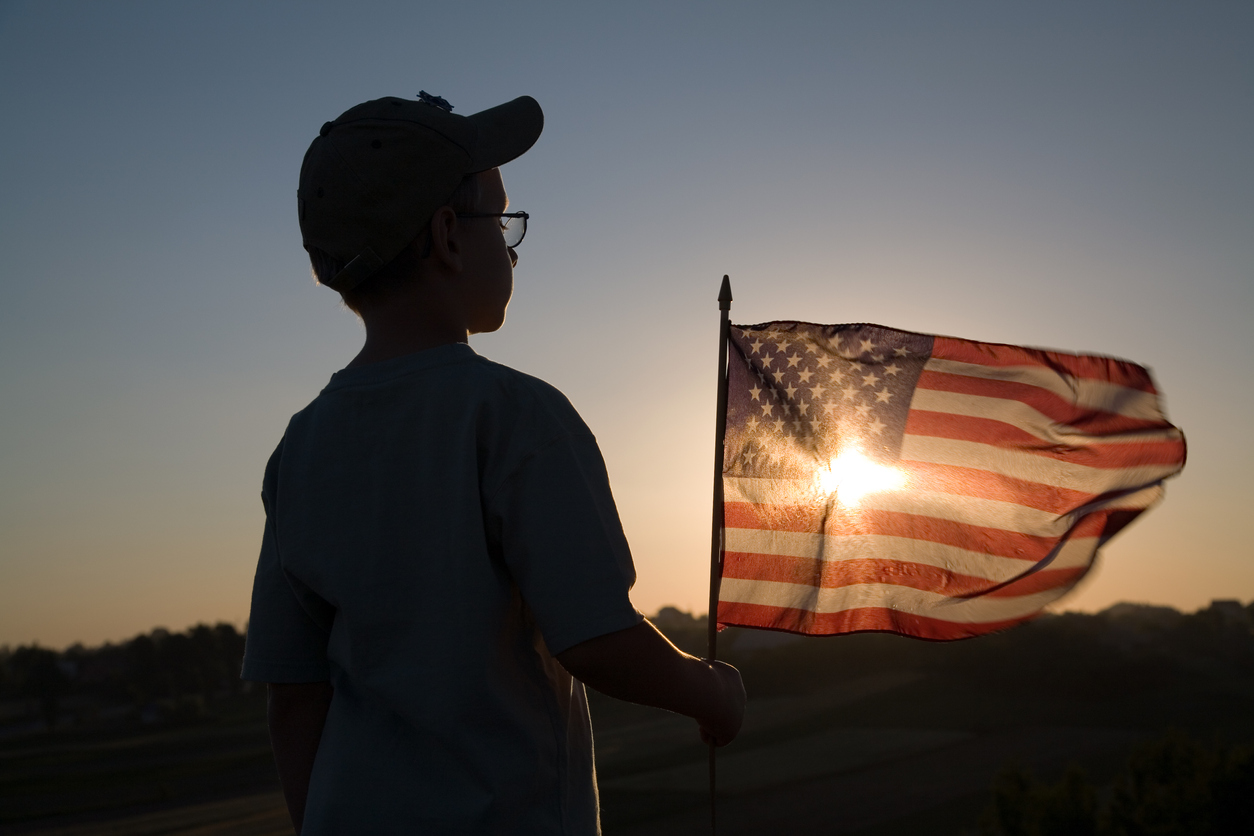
top-left (716, 321), bottom-right (1186, 641)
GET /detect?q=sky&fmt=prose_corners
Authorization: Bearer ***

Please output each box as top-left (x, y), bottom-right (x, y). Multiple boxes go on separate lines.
top-left (1, 1), bottom-right (1251, 649)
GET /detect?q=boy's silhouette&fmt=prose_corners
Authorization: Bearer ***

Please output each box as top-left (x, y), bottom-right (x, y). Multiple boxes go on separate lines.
top-left (242, 93), bottom-right (745, 834)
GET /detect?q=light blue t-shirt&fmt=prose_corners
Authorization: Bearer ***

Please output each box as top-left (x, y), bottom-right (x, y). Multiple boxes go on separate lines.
top-left (242, 344), bottom-right (641, 835)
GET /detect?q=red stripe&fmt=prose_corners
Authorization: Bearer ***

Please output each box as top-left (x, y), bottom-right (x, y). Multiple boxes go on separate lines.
top-left (895, 460), bottom-right (1096, 513)
top-left (915, 370), bottom-right (1167, 435)
top-left (932, 336), bottom-right (1156, 392)
top-left (716, 600), bottom-right (1035, 640)
top-left (725, 502), bottom-right (1114, 561)
top-left (904, 410), bottom-right (1187, 469)
top-left (722, 551), bottom-right (1088, 598)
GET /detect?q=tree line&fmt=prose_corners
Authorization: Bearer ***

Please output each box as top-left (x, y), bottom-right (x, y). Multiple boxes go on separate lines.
top-left (3, 598), bottom-right (1252, 736)
top-left (0, 622), bottom-right (250, 732)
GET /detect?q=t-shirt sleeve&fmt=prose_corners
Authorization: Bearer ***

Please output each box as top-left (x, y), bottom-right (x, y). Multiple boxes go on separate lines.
top-left (485, 431), bottom-right (643, 656)
top-left (241, 442), bottom-right (333, 683)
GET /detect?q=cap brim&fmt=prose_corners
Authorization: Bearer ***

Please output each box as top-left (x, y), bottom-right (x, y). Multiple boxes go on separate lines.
top-left (465, 96), bottom-right (544, 172)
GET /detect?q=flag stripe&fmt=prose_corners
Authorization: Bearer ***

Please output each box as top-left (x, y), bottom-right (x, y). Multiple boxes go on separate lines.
top-left (724, 526), bottom-right (1103, 578)
top-left (904, 410), bottom-right (1187, 469)
top-left (716, 600), bottom-right (1035, 640)
top-left (916, 369), bottom-right (1168, 434)
top-left (894, 461), bottom-right (1098, 514)
top-left (931, 336), bottom-right (1158, 393)
top-left (726, 479), bottom-right (1163, 539)
top-left (727, 481), bottom-right (1070, 537)
top-left (722, 552), bottom-right (1088, 598)
top-left (907, 388), bottom-right (1184, 453)
top-left (718, 576), bottom-right (1074, 622)
top-left (925, 357), bottom-right (1164, 421)
top-left (900, 435), bottom-right (1181, 496)
top-left (725, 503), bottom-right (1113, 561)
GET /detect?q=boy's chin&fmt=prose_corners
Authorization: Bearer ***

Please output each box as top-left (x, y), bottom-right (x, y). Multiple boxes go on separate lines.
top-left (469, 315), bottom-right (507, 336)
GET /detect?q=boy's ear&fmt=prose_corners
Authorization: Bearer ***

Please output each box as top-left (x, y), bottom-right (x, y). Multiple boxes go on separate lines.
top-left (427, 206), bottom-right (463, 273)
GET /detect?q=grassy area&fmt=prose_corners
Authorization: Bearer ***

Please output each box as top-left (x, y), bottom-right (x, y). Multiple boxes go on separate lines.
top-left (3, 606), bottom-right (1252, 834)
top-left (0, 693), bottom-right (277, 832)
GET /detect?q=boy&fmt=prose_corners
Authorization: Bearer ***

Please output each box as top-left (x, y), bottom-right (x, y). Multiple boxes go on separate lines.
top-left (242, 92), bottom-right (745, 835)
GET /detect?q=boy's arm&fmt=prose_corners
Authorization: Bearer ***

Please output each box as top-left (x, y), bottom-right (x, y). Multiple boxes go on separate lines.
top-left (267, 681), bottom-right (333, 835)
top-left (556, 619), bottom-right (746, 745)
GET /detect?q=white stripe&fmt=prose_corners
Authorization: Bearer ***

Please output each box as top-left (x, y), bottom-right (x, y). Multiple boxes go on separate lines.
top-left (727, 469), bottom-right (1160, 537)
top-left (1102, 484), bottom-right (1163, 512)
top-left (908, 388), bottom-right (1184, 449)
top-left (910, 388), bottom-right (1060, 438)
top-left (725, 475), bottom-right (821, 506)
top-left (718, 576), bottom-right (1075, 624)
top-left (724, 527), bottom-right (1101, 578)
top-left (863, 488), bottom-right (1073, 536)
top-left (728, 476), bottom-right (1079, 537)
top-left (923, 358), bottom-right (1166, 422)
top-left (900, 435), bottom-right (1181, 496)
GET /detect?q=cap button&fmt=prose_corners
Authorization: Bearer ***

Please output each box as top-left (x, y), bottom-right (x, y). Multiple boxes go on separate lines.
top-left (319, 121), bottom-right (334, 137)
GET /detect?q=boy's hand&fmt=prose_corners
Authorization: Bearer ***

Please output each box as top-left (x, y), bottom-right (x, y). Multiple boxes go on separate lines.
top-left (556, 620), bottom-right (748, 746)
top-left (698, 659), bottom-right (746, 747)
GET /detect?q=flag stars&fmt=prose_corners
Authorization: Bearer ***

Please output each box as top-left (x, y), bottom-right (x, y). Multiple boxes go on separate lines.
top-left (810, 384), bottom-right (826, 399)
top-left (797, 369), bottom-right (814, 383)
top-left (760, 402), bottom-right (774, 416)
top-left (745, 417), bottom-right (759, 431)
top-left (787, 353), bottom-right (802, 368)
top-left (884, 363), bottom-right (902, 376)
top-left (750, 339), bottom-right (764, 354)
top-left (785, 384), bottom-right (798, 400)
top-left (867, 417), bottom-right (887, 435)
top-left (859, 338), bottom-right (876, 354)
top-left (875, 389), bottom-right (894, 403)
top-left (854, 402), bottom-right (873, 418)
top-left (862, 372), bottom-right (881, 388)
top-left (893, 346), bottom-right (910, 357)
top-left (749, 385), bottom-right (762, 401)
top-left (841, 385), bottom-right (859, 401)
top-left (771, 418), bottom-right (786, 433)
top-left (797, 402), bottom-right (810, 416)
top-left (815, 355), bottom-right (832, 368)
top-left (772, 370), bottom-right (786, 383)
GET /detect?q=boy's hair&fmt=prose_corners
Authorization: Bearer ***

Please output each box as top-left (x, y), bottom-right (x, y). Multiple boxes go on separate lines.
top-left (308, 173), bottom-right (483, 316)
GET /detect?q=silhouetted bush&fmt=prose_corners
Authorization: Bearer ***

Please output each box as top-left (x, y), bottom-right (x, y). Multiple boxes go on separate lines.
top-left (978, 732), bottom-right (1254, 836)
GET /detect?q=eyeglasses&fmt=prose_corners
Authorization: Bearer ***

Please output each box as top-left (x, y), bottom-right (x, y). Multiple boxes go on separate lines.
top-left (456, 211), bottom-right (529, 248)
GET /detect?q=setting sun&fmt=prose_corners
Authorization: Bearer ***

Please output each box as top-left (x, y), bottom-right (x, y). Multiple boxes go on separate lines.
top-left (814, 447), bottom-right (905, 506)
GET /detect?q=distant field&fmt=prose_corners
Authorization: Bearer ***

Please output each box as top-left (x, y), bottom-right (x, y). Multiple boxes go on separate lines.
top-left (4, 609), bottom-right (1252, 835)
top-left (0, 793), bottom-right (289, 836)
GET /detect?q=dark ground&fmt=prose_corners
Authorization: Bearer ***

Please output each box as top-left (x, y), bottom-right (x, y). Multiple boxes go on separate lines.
top-left (3, 603), bottom-right (1252, 835)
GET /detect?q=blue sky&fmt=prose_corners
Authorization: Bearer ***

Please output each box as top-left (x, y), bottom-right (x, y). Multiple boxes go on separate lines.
top-left (1, 1), bottom-right (1251, 647)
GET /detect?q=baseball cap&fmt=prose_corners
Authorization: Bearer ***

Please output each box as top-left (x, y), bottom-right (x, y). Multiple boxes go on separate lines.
top-left (297, 92), bottom-right (544, 292)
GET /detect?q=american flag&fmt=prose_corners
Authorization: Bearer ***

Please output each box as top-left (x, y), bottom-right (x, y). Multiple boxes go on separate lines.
top-left (717, 321), bottom-right (1186, 640)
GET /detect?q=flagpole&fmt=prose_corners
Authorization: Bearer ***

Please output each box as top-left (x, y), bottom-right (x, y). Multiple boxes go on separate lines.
top-left (708, 274), bottom-right (732, 836)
